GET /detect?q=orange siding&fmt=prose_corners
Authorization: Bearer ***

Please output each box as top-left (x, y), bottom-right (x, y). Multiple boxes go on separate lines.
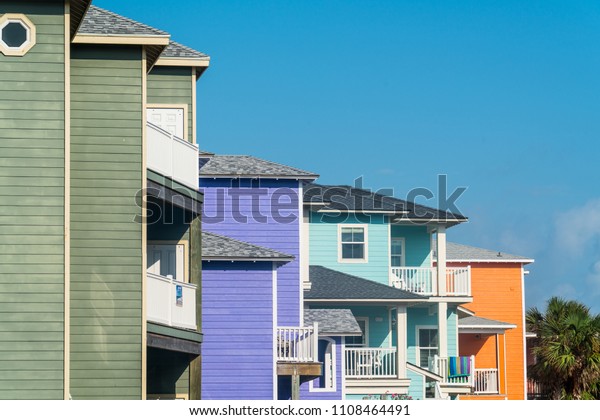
top-left (452, 263), bottom-right (526, 400)
top-left (459, 334), bottom-right (497, 369)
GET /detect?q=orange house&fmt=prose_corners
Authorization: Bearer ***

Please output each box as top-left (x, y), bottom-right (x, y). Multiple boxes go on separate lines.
top-left (438, 242), bottom-right (533, 400)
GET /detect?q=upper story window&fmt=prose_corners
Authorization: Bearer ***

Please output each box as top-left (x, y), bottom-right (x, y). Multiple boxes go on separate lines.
top-left (339, 225), bottom-right (368, 262)
top-left (0, 14), bottom-right (36, 56)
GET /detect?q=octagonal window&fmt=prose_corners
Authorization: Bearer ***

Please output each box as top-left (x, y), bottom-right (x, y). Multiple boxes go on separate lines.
top-left (2, 21), bottom-right (28, 48)
top-left (0, 14), bottom-right (36, 56)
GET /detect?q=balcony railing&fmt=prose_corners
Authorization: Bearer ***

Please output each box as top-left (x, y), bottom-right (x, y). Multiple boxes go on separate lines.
top-left (276, 324), bottom-right (318, 363)
top-left (389, 266), bottom-right (471, 296)
top-left (433, 355), bottom-right (475, 386)
top-left (474, 368), bottom-right (499, 394)
top-left (147, 122), bottom-right (199, 190)
top-left (147, 272), bottom-right (197, 330)
top-left (345, 347), bottom-right (397, 378)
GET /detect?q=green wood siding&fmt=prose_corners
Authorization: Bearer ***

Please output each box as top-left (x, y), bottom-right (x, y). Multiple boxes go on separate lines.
top-left (70, 45), bottom-right (143, 400)
top-left (147, 67), bottom-right (193, 143)
top-left (0, 0), bottom-right (65, 400)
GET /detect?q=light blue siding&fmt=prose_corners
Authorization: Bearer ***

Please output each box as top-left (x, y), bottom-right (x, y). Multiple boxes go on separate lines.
top-left (309, 213), bottom-right (389, 284)
top-left (390, 225), bottom-right (431, 267)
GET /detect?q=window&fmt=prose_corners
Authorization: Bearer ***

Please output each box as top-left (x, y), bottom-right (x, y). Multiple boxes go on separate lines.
top-left (417, 327), bottom-right (439, 369)
top-left (345, 318), bottom-right (369, 347)
top-left (390, 237), bottom-right (405, 267)
top-left (339, 225), bottom-right (367, 262)
top-left (0, 14), bottom-right (36, 56)
top-left (147, 242), bottom-right (187, 282)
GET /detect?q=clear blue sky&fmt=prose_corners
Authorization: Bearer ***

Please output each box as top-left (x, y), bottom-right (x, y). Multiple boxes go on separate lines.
top-left (96, 0), bottom-right (600, 313)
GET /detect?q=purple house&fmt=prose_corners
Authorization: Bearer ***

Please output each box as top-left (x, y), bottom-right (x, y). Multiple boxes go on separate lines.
top-left (199, 153), bottom-right (360, 399)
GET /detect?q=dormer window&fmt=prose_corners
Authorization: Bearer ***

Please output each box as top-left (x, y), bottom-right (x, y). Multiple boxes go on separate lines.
top-left (0, 14), bottom-right (36, 56)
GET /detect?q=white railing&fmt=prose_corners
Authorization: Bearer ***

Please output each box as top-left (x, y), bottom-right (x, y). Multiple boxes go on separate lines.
top-left (389, 266), bottom-right (471, 296)
top-left (276, 324), bottom-right (318, 363)
top-left (345, 348), bottom-right (397, 378)
top-left (147, 272), bottom-right (197, 330)
top-left (446, 267), bottom-right (471, 296)
top-left (147, 122), bottom-right (199, 190)
top-left (433, 355), bottom-right (475, 386)
top-left (474, 368), bottom-right (499, 394)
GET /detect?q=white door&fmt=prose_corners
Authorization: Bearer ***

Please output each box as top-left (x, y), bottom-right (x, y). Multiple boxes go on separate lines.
top-left (147, 107), bottom-right (185, 139)
top-left (147, 244), bottom-right (185, 282)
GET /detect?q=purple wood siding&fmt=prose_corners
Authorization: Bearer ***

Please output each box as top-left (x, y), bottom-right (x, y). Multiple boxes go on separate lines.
top-left (200, 178), bottom-right (301, 327)
top-left (300, 336), bottom-right (343, 400)
top-left (202, 261), bottom-right (274, 400)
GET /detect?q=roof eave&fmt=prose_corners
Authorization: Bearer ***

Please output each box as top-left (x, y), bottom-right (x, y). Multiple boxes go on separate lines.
top-left (73, 33), bottom-right (171, 46)
top-left (200, 174), bottom-right (319, 180)
top-left (304, 298), bottom-right (428, 303)
top-left (202, 257), bottom-right (294, 262)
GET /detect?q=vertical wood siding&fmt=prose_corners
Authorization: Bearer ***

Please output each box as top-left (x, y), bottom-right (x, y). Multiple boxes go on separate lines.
top-left (0, 0), bottom-right (65, 400)
top-left (70, 45), bottom-right (143, 399)
top-left (147, 67), bottom-right (193, 143)
top-left (200, 178), bottom-right (301, 327)
top-left (202, 261), bottom-right (274, 400)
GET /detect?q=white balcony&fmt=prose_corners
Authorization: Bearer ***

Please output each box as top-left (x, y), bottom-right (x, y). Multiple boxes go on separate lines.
top-left (147, 272), bottom-right (197, 330)
top-left (147, 122), bottom-right (199, 190)
top-left (389, 266), bottom-right (471, 297)
top-left (276, 324), bottom-right (318, 363)
top-left (345, 347), bottom-right (397, 378)
top-left (474, 368), bottom-right (499, 394)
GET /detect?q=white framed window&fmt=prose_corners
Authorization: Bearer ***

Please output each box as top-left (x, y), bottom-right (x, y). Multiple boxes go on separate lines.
top-left (345, 317), bottom-right (369, 347)
top-left (416, 326), bottom-right (439, 370)
top-left (0, 14), bottom-right (36, 57)
top-left (338, 224), bottom-right (368, 263)
top-left (147, 241), bottom-right (188, 282)
top-left (309, 338), bottom-right (336, 392)
top-left (390, 237), bottom-right (405, 268)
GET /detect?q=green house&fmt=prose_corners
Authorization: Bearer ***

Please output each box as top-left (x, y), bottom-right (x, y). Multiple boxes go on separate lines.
top-left (0, 1), bottom-right (208, 400)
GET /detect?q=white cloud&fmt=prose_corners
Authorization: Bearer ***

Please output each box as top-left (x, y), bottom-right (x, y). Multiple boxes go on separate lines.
top-left (555, 198), bottom-right (600, 258)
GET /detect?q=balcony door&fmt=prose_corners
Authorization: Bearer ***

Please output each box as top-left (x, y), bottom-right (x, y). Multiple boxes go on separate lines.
top-left (147, 107), bottom-right (185, 140)
top-left (147, 243), bottom-right (185, 282)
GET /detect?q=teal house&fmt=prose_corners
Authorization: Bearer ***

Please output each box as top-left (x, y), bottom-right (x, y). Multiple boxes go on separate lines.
top-left (303, 184), bottom-right (474, 399)
top-left (0, 1), bottom-right (208, 399)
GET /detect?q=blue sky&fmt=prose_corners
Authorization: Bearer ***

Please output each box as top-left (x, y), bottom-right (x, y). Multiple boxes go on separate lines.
top-left (95, 0), bottom-right (600, 313)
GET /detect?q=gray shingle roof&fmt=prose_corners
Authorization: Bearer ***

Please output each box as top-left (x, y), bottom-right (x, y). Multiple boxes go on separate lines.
top-left (305, 266), bottom-right (427, 301)
top-left (78, 6), bottom-right (169, 36)
top-left (434, 241), bottom-right (533, 262)
top-left (162, 40), bottom-right (209, 60)
top-left (199, 155), bottom-right (318, 179)
top-left (304, 184), bottom-right (466, 222)
top-left (202, 231), bottom-right (294, 261)
top-left (304, 309), bottom-right (362, 336)
top-left (459, 316), bottom-right (516, 329)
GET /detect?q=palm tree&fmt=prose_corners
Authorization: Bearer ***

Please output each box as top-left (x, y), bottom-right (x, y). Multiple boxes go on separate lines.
top-left (526, 297), bottom-right (600, 399)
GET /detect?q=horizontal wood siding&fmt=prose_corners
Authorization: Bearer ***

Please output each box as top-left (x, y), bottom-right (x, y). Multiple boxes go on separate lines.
top-left (390, 225), bottom-right (431, 267)
top-left (202, 261), bottom-right (274, 399)
top-left (201, 178), bottom-right (301, 326)
top-left (0, 0), bottom-right (65, 400)
top-left (70, 45), bottom-right (143, 399)
top-left (147, 67), bottom-right (193, 143)
top-left (309, 212), bottom-right (389, 284)
top-left (457, 262), bottom-right (526, 400)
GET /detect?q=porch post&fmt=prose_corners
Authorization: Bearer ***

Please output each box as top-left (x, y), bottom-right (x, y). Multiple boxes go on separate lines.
top-left (438, 302), bottom-right (448, 358)
top-left (436, 225), bottom-right (447, 296)
top-left (396, 306), bottom-right (407, 378)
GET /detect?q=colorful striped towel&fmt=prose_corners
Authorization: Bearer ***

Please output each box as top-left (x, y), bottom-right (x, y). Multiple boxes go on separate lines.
top-left (448, 356), bottom-right (471, 378)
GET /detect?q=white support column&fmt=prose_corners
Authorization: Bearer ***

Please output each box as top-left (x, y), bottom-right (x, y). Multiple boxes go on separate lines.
top-left (396, 306), bottom-right (407, 378)
top-left (438, 302), bottom-right (448, 358)
top-left (436, 225), bottom-right (447, 296)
